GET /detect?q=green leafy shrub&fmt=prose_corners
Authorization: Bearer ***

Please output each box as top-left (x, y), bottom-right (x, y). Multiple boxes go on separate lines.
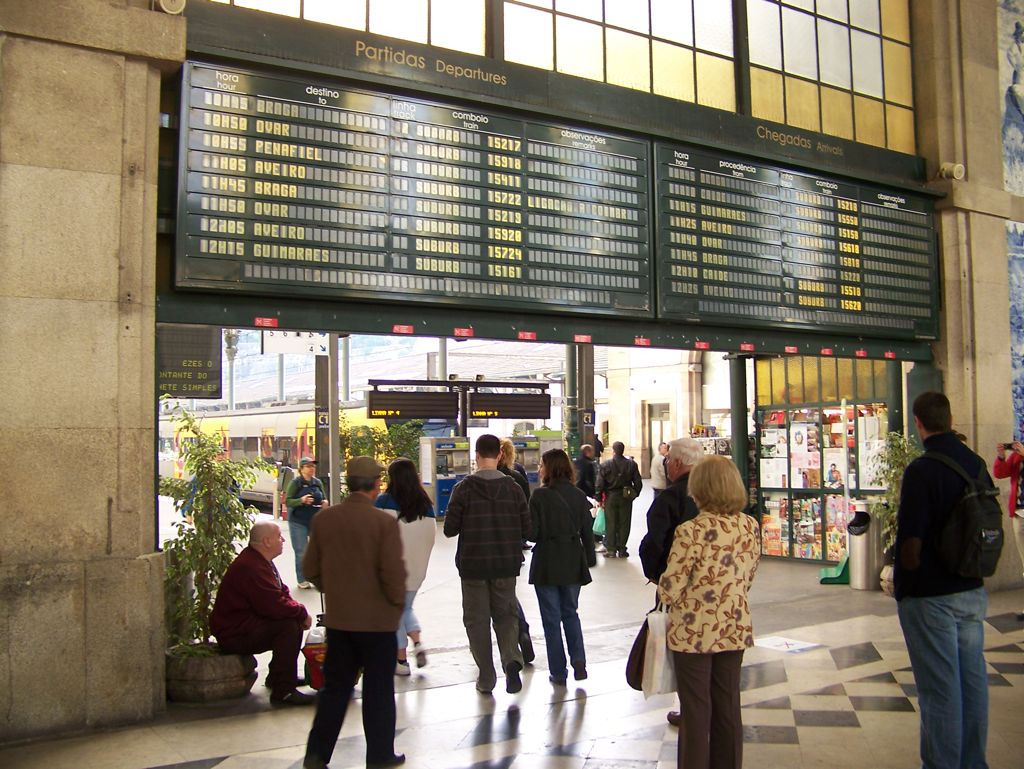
top-left (160, 403), bottom-right (270, 654)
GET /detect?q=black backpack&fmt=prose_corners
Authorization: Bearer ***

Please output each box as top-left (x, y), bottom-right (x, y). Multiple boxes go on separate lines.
top-left (922, 451), bottom-right (1004, 578)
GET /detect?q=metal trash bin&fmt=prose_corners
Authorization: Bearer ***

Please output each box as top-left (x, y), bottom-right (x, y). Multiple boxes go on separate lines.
top-left (847, 509), bottom-right (882, 591)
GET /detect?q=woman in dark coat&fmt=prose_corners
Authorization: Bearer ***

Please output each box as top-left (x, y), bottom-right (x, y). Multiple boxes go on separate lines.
top-left (528, 448), bottom-right (597, 685)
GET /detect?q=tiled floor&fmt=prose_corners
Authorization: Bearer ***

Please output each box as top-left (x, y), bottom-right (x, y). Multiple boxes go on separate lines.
top-left (4, 500), bottom-right (1023, 769)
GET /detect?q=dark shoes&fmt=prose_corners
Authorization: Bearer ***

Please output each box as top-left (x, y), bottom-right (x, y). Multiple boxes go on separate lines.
top-left (571, 660), bottom-right (587, 681)
top-left (549, 674), bottom-right (567, 686)
top-left (667, 711), bottom-right (682, 727)
top-left (367, 754), bottom-right (406, 769)
top-left (519, 631), bottom-right (536, 664)
top-left (603, 551), bottom-right (618, 558)
top-left (270, 689), bottom-right (316, 707)
top-left (618, 549), bottom-right (629, 558)
top-left (505, 661), bottom-right (523, 693)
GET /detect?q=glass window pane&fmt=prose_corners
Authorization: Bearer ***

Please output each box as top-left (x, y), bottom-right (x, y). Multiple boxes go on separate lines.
top-left (696, 52), bottom-right (736, 111)
top-left (785, 76), bottom-right (820, 131)
top-left (850, 0), bottom-right (881, 33)
top-left (782, 0), bottom-right (813, 10)
top-left (431, 0), bottom-right (485, 54)
top-left (782, 7), bottom-right (817, 79)
top-left (820, 86), bottom-right (854, 139)
top-left (881, 0), bottom-right (910, 43)
top-left (821, 357), bottom-right (838, 401)
top-left (694, 0), bottom-right (733, 57)
top-left (817, 18), bottom-right (851, 89)
top-left (837, 358), bottom-right (854, 400)
top-left (803, 357), bottom-right (820, 402)
top-left (883, 40), bottom-right (913, 106)
top-left (652, 41), bottom-right (695, 101)
top-left (756, 358), bottom-right (771, 406)
top-left (855, 359), bottom-right (874, 399)
top-left (516, 0), bottom-right (553, 7)
top-left (771, 357), bottom-right (787, 403)
top-left (886, 103), bottom-right (915, 153)
top-left (236, 0), bottom-right (300, 16)
top-left (873, 360), bottom-right (889, 400)
top-left (651, 0), bottom-right (693, 46)
top-left (787, 356), bottom-right (804, 403)
top-left (605, 0), bottom-right (649, 33)
top-left (854, 94), bottom-right (886, 146)
top-left (747, 0), bottom-right (782, 70)
top-left (305, 0), bottom-right (365, 28)
top-left (750, 66), bottom-right (785, 122)
top-left (817, 0), bottom-right (847, 23)
top-left (556, 15), bottom-right (604, 81)
top-left (851, 30), bottom-right (883, 97)
top-left (369, 0), bottom-right (428, 43)
top-left (556, 0), bottom-right (601, 20)
top-left (505, 3), bottom-right (554, 68)
top-left (606, 29), bottom-right (651, 91)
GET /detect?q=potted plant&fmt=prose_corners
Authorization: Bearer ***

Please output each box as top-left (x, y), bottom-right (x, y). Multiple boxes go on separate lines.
top-left (868, 430), bottom-right (921, 594)
top-left (159, 402), bottom-right (271, 701)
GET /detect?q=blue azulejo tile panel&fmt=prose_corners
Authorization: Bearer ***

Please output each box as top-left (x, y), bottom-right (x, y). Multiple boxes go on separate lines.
top-left (1008, 221), bottom-right (1024, 437)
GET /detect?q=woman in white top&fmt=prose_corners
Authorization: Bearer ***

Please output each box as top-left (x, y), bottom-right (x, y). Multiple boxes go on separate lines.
top-left (375, 457), bottom-right (436, 675)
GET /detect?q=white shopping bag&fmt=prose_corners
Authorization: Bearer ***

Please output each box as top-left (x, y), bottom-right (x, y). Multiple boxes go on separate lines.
top-left (640, 608), bottom-right (676, 699)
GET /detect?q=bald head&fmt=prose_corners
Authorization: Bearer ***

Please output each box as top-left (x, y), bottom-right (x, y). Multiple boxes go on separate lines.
top-left (249, 520), bottom-right (284, 561)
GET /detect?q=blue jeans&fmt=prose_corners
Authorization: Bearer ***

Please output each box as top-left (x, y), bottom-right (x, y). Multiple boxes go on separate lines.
top-left (396, 589), bottom-right (420, 650)
top-left (897, 588), bottom-right (989, 769)
top-left (288, 518), bottom-right (309, 584)
top-left (534, 584), bottom-right (585, 680)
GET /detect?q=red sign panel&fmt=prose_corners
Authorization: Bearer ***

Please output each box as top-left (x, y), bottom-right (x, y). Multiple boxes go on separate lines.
top-left (694, 341), bottom-right (711, 350)
top-left (254, 317), bottom-right (279, 328)
top-left (820, 347), bottom-right (834, 356)
top-left (855, 349), bottom-right (868, 358)
top-left (453, 327), bottom-right (474, 338)
top-left (739, 342), bottom-right (755, 352)
top-left (884, 351), bottom-right (897, 360)
top-left (517, 331), bottom-right (538, 341)
top-left (573, 334), bottom-right (592, 344)
top-left (634, 336), bottom-right (651, 346)
top-left (784, 345), bottom-right (799, 354)
top-left (392, 324), bottom-right (415, 335)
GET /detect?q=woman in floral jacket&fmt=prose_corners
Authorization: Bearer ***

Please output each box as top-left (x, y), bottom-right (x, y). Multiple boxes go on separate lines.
top-left (658, 455), bottom-right (760, 769)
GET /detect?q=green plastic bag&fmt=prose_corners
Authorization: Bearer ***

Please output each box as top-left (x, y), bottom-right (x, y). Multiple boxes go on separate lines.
top-left (593, 506), bottom-right (606, 536)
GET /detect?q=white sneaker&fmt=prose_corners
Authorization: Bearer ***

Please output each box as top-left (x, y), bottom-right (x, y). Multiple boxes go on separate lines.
top-left (297, 581), bottom-right (313, 589)
top-left (395, 660), bottom-right (411, 676)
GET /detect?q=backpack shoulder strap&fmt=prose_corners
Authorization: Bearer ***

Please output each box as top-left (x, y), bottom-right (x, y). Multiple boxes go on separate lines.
top-left (921, 450), bottom-right (979, 488)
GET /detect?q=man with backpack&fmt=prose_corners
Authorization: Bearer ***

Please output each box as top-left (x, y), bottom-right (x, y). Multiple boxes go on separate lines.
top-left (595, 441), bottom-right (642, 558)
top-left (896, 391), bottom-right (997, 769)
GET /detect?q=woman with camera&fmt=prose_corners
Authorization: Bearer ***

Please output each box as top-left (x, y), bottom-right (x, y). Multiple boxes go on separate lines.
top-left (994, 440), bottom-right (1024, 620)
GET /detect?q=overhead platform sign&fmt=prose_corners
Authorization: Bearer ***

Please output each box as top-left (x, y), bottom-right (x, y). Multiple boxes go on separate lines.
top-left (468, 392), bottom-right (551, 419)
top-left (366, 390), bottom-right (459, 419)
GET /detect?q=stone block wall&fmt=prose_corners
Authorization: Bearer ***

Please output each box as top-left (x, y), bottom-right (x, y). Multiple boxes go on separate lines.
top-left (0, 0), bottom-right (183, 743)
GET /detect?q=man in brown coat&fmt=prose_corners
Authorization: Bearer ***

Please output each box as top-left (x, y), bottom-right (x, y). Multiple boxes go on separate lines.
top-left (302, 456), bottom-right (408, 769)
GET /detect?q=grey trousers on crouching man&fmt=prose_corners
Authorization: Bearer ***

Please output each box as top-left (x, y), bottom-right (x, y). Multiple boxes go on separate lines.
top-left (460, 576), bottom-right (524, 691)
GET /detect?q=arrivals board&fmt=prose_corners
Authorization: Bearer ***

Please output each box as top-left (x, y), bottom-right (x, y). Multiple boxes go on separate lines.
top-left (177, 63), bottom-right (651, 317)
top-left (366, 390), bottom-right (459, 420)
top-left (655, 143), bottom-right (938, 339)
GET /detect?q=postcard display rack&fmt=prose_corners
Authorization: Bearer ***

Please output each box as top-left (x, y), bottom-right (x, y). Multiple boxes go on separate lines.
top-left (756, 404), bottom-right (887, 562)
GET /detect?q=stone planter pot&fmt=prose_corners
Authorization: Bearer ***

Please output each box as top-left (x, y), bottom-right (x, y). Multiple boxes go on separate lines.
top-left (165, 648), bottom-right (258, 702)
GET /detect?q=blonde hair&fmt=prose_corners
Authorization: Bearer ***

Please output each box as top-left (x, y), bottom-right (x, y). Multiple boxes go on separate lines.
top-left (499, 437), bottom-right (517, 468)
top-left (687, 455), bottom-right (747, 515)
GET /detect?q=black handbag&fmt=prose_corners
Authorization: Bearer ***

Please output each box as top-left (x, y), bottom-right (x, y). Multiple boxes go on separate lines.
top-left (625, 619), bottom-right (648, 691)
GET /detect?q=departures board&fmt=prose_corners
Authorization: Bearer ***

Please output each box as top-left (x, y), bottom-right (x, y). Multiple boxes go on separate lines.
top-left (177, 63), bottom-right (651, 317)
top-left (655, 143), bottom-right (938, 339)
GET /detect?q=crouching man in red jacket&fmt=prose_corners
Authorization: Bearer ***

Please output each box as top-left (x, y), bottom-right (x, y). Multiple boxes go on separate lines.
top-left (211, 520), bottom-right (315, 706)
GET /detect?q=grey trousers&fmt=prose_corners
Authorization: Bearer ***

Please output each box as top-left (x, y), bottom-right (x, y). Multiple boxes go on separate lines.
top-left (461, 576), bottom-right (523, 690)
